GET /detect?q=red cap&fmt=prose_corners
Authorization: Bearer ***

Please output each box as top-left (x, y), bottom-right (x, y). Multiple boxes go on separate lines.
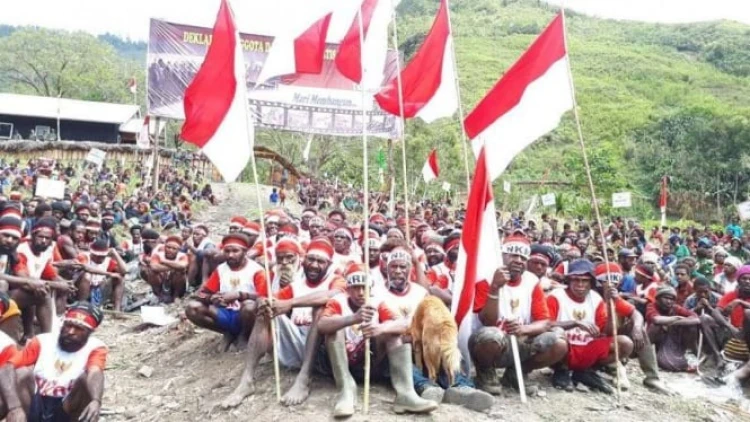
top-left (276, 238), bottom-right (302, 255)
top-left (502, 234), bottom-right (531, 258)
top-left (230, 216), bottom-right (248, 227)
top-left (242, 221), bottom-right (261, 236)
top-left (595, 262), bottom-right (623, 283)
top-left (344, 263), bottom-right (369, 287)
top-left (307, 237), bottom-right (334, 261)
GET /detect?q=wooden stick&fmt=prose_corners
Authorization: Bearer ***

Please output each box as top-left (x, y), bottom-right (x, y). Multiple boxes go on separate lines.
top-left (357, 6), bottom-right (373, 414)
top-left (560, 8), bottom-right (621, 402)
top-left (444, 0), bottom-right (472, 191)
top-left (510, 334), bottom-right (527, 404)
top-left (389, 4), bottom-right (411, 241)
top-left (250, 153), bottom-right (282, 402)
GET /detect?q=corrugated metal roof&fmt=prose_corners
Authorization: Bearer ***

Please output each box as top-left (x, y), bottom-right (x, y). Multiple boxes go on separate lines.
top-left (119, 117), bottom-right (167, 135)
top-left (0, 93), bottom-right (140, 124)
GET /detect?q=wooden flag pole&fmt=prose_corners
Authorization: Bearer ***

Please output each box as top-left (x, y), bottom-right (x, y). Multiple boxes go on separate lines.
top-left (444, 0), bottom-right (472, 191)
top-left (561, 8), bottom-right (621, 401)
top-left (358, 5), bottom-right (373, 414)
top-left (389, 5), bottom-right (412, 241)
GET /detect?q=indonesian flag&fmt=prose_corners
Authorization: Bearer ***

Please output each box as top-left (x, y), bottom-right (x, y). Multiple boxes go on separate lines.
top-left (451, 146), bottom-right (501, 370)
top-left (421, 148), bottom-right (439, 183)
top-left (180, 0), bottom-right (252, 183)
top-left (659, 175), bottom-right (670, 212)
top-left (137, 115), bottom-right (150, 149)
top-left (255, 2), bottom-right (335, 86)
top-left (335, 0), bottom-right (397, 90)
top-left (374, 0), bottom-right (458, 122)
top-left (464, 13), bottom-right (573, 182)
top-left (127, 77), bottom-right (137, 94)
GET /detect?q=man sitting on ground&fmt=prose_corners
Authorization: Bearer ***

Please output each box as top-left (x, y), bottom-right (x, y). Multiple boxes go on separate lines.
top-left (548, 259), bottom-right (634, 394)
top-left (719, 265), bottom-right (750, 381)
top-left (186, 234), bottom-right (267, 350)
top-left (222, 237), bottom-right (345, 408)
top-left (79, 239), bottom-right (126, 310)
top-left (10, 302), bottom-right (106, 422)
top-left (146, 236), bottom-right (189, 303)
top-left (471, 234), bottom-right (568, 395)
top-left (646, 286), bottom-right (705, 372)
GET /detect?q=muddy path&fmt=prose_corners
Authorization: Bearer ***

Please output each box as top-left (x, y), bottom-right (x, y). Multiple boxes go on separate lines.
top-left (96, 183), bottom-right (747, 421)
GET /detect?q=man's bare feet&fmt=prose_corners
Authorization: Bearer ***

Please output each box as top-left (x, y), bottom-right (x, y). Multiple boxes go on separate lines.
top-left (221, 382), bottom-right (256, 409)
top-left (281, 377), bottom-right (310, 406)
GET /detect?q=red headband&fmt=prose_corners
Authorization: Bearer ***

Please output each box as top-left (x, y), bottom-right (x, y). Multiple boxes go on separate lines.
top-left (63, 309), bottom-right (98, 330)
top-left (222, 238), bottom-right (250, 249)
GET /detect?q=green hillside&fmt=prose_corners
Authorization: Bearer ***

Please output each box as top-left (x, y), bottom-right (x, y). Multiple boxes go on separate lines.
top-left (396, 0), bottom-right (750, 221)
top-left (1, 0), bottom-right (749, 222)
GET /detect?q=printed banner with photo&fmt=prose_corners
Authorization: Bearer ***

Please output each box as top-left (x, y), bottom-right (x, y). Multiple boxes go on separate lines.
top-left (147, 19), bottom-right (399, 139)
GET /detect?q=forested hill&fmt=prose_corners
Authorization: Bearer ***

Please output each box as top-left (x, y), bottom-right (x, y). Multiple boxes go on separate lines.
top-left (1, 0), bottom-right (749, 221)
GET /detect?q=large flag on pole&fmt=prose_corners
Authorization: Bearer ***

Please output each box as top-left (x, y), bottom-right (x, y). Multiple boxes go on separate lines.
top-left (374, 0), bottom-right (458, 122)
top-left (335, 0), bottom-right (397, 89)
top-left (255, 2), bottom-right (335, 86)
top-left (180, 0), bottom-right (251, 183)
top-left (421, 148), bottom-right (439, 183)
top-left (451, 146), bottom-right (501, 369)
top-left (464, 13), bottom-right (573, 182)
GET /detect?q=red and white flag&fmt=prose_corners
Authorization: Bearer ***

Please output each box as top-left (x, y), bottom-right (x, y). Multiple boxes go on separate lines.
top-left (255, 2), bottom-right (335, 86)
top-left (374, 0), bottom-right (458, 122)
top-left (127, 77), bottom-right (137, 95)
top-left (180, 0), bottom-right (252, 183)
top-left (137, 115), bottom-right (150, 149)
top-left (421, 148), bottom-right (439, 183)
top-left (659, 175), bottom-right (669, 212)
top-left (335, 0), bottom-right (397, 90)
top-left (464, 13), bottom-right (573, 182)
top-left (451, 146), bottom-right (501, 369)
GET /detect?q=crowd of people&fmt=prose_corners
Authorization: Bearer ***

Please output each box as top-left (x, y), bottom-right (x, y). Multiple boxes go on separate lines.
top-left (0, 164), bottom-right (750, 420)
top-left (0, 156), bottom-right (216, 421)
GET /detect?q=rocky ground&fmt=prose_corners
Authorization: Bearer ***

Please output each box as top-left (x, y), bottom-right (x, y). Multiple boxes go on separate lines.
top-left (96, 183), bottom-right (749, 421)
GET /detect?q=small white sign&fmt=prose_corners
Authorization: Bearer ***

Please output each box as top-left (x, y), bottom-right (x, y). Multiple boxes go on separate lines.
top-left (85, 148), bottom-right (107, 166)
top-left (442, 182), bottom-right (451, 192)
top-left (141, 306), bottom-right (177, 326)
top-left (737, 201), bottom-right (750, 221)
top-left (541, 193), bottom-right (556, 207)
top-left (35, 178), bottom-right (65, 199)
top-left (612, 192), bottom-right (632, 208)
top-left (503, 180), bottom-right (511, 193)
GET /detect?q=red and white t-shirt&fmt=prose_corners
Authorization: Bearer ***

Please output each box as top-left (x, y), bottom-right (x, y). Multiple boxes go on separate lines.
top-left (121, 239), bottom-right (144, 257)
top-left (11, 332), bottom-right (107, 399)
top-left (0, 331), bottom-right (17, 366)
top-left (16, 242), bottom-right (59, 280)
top-left (203, 260), bottom-right (268, 310)
top-left (378, 282), bottom-right (428, 320)
top-left (276, 271), bottom-right (346, 327)
top-left (88, 257), bottom-right (119, 287)
top-left (474, 271), bottom-right (550, 332)
top-left (149, 244), bottom-right (188, 268)
top-left (426, 262), bottom-right (453, 290)
top-left (322, 293), bottom-right (395, 361)
top-left (547, 289), bottom-right (607, 346)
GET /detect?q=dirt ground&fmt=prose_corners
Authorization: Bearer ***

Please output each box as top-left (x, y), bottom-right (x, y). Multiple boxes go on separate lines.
top-left (96, 183), bottom-right (750, 422)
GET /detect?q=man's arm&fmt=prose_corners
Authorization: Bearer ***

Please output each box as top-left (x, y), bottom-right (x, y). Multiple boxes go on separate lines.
top-left (318, 313), bottom-right (359, 335)
top-left (109, 250), bottom-right (127, 275)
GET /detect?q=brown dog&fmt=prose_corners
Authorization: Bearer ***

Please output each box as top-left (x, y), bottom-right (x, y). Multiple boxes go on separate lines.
top-left (410, 296), bottom-right (461, 385)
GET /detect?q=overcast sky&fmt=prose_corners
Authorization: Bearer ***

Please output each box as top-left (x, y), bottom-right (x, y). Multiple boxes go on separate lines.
top-left (1, 0), bottom-right (749, 41)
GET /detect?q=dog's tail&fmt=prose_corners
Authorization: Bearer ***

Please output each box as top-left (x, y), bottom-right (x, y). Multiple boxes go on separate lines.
top-left (439, 326), bottom-right (461, 385)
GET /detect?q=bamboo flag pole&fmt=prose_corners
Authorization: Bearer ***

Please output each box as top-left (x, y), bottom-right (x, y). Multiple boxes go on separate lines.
top-left (389, 5), bottom-right (412, 241)
top-left (560, 8), bottom-right (621, 401)
top-left (444, 0), bottom-right (472, 192)
top-left (357, 5), bottom-right (373, 414)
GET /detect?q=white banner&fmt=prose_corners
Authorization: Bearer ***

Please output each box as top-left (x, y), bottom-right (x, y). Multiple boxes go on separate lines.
top-left (503, 180), bottom-right (511, 193)
top-left (541, 193), bottom-right (556, 207)
top-left (442, 182), bottom-right (451, 192)
top-left (35, 178), bottom-right (66, 199)
top-left (85, 148), bottom-right (106, 166)
top-left (612, 192), bottom-right (632, 208)
top-left (737, 201), bottom-right (750, 221)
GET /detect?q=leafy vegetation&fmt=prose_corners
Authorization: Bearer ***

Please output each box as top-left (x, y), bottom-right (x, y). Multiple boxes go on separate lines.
top-left (1, 0), bottom-right (749, 223)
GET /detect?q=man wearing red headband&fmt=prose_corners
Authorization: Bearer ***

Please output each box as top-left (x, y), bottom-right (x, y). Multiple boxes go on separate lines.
top-left (273, 238), bottom-right (302, 292)
top-left (223, 237), bottom-right (345, 409)
top-left (186, 224), bottom-right (216, 289)
top-left (11, 301), bottom-right (106, 422)
top-left (425, 236), bottom-right (452, 305)
top-left (228, 216), bottom-right (247, 234)
top-left (146, 235), bottom-right (189, 303)
top-left (16, 217), bottom-right (75, 336)
top-left (78, 239), bottom-right (126, 311)
top-left (471, 234), bottom-right (567, 395)
top-left (187, 233), bottom-right (267, 351)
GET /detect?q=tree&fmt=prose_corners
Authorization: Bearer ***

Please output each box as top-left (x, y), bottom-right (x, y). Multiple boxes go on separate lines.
top-left (0, 27), bottom-right (140, 103)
